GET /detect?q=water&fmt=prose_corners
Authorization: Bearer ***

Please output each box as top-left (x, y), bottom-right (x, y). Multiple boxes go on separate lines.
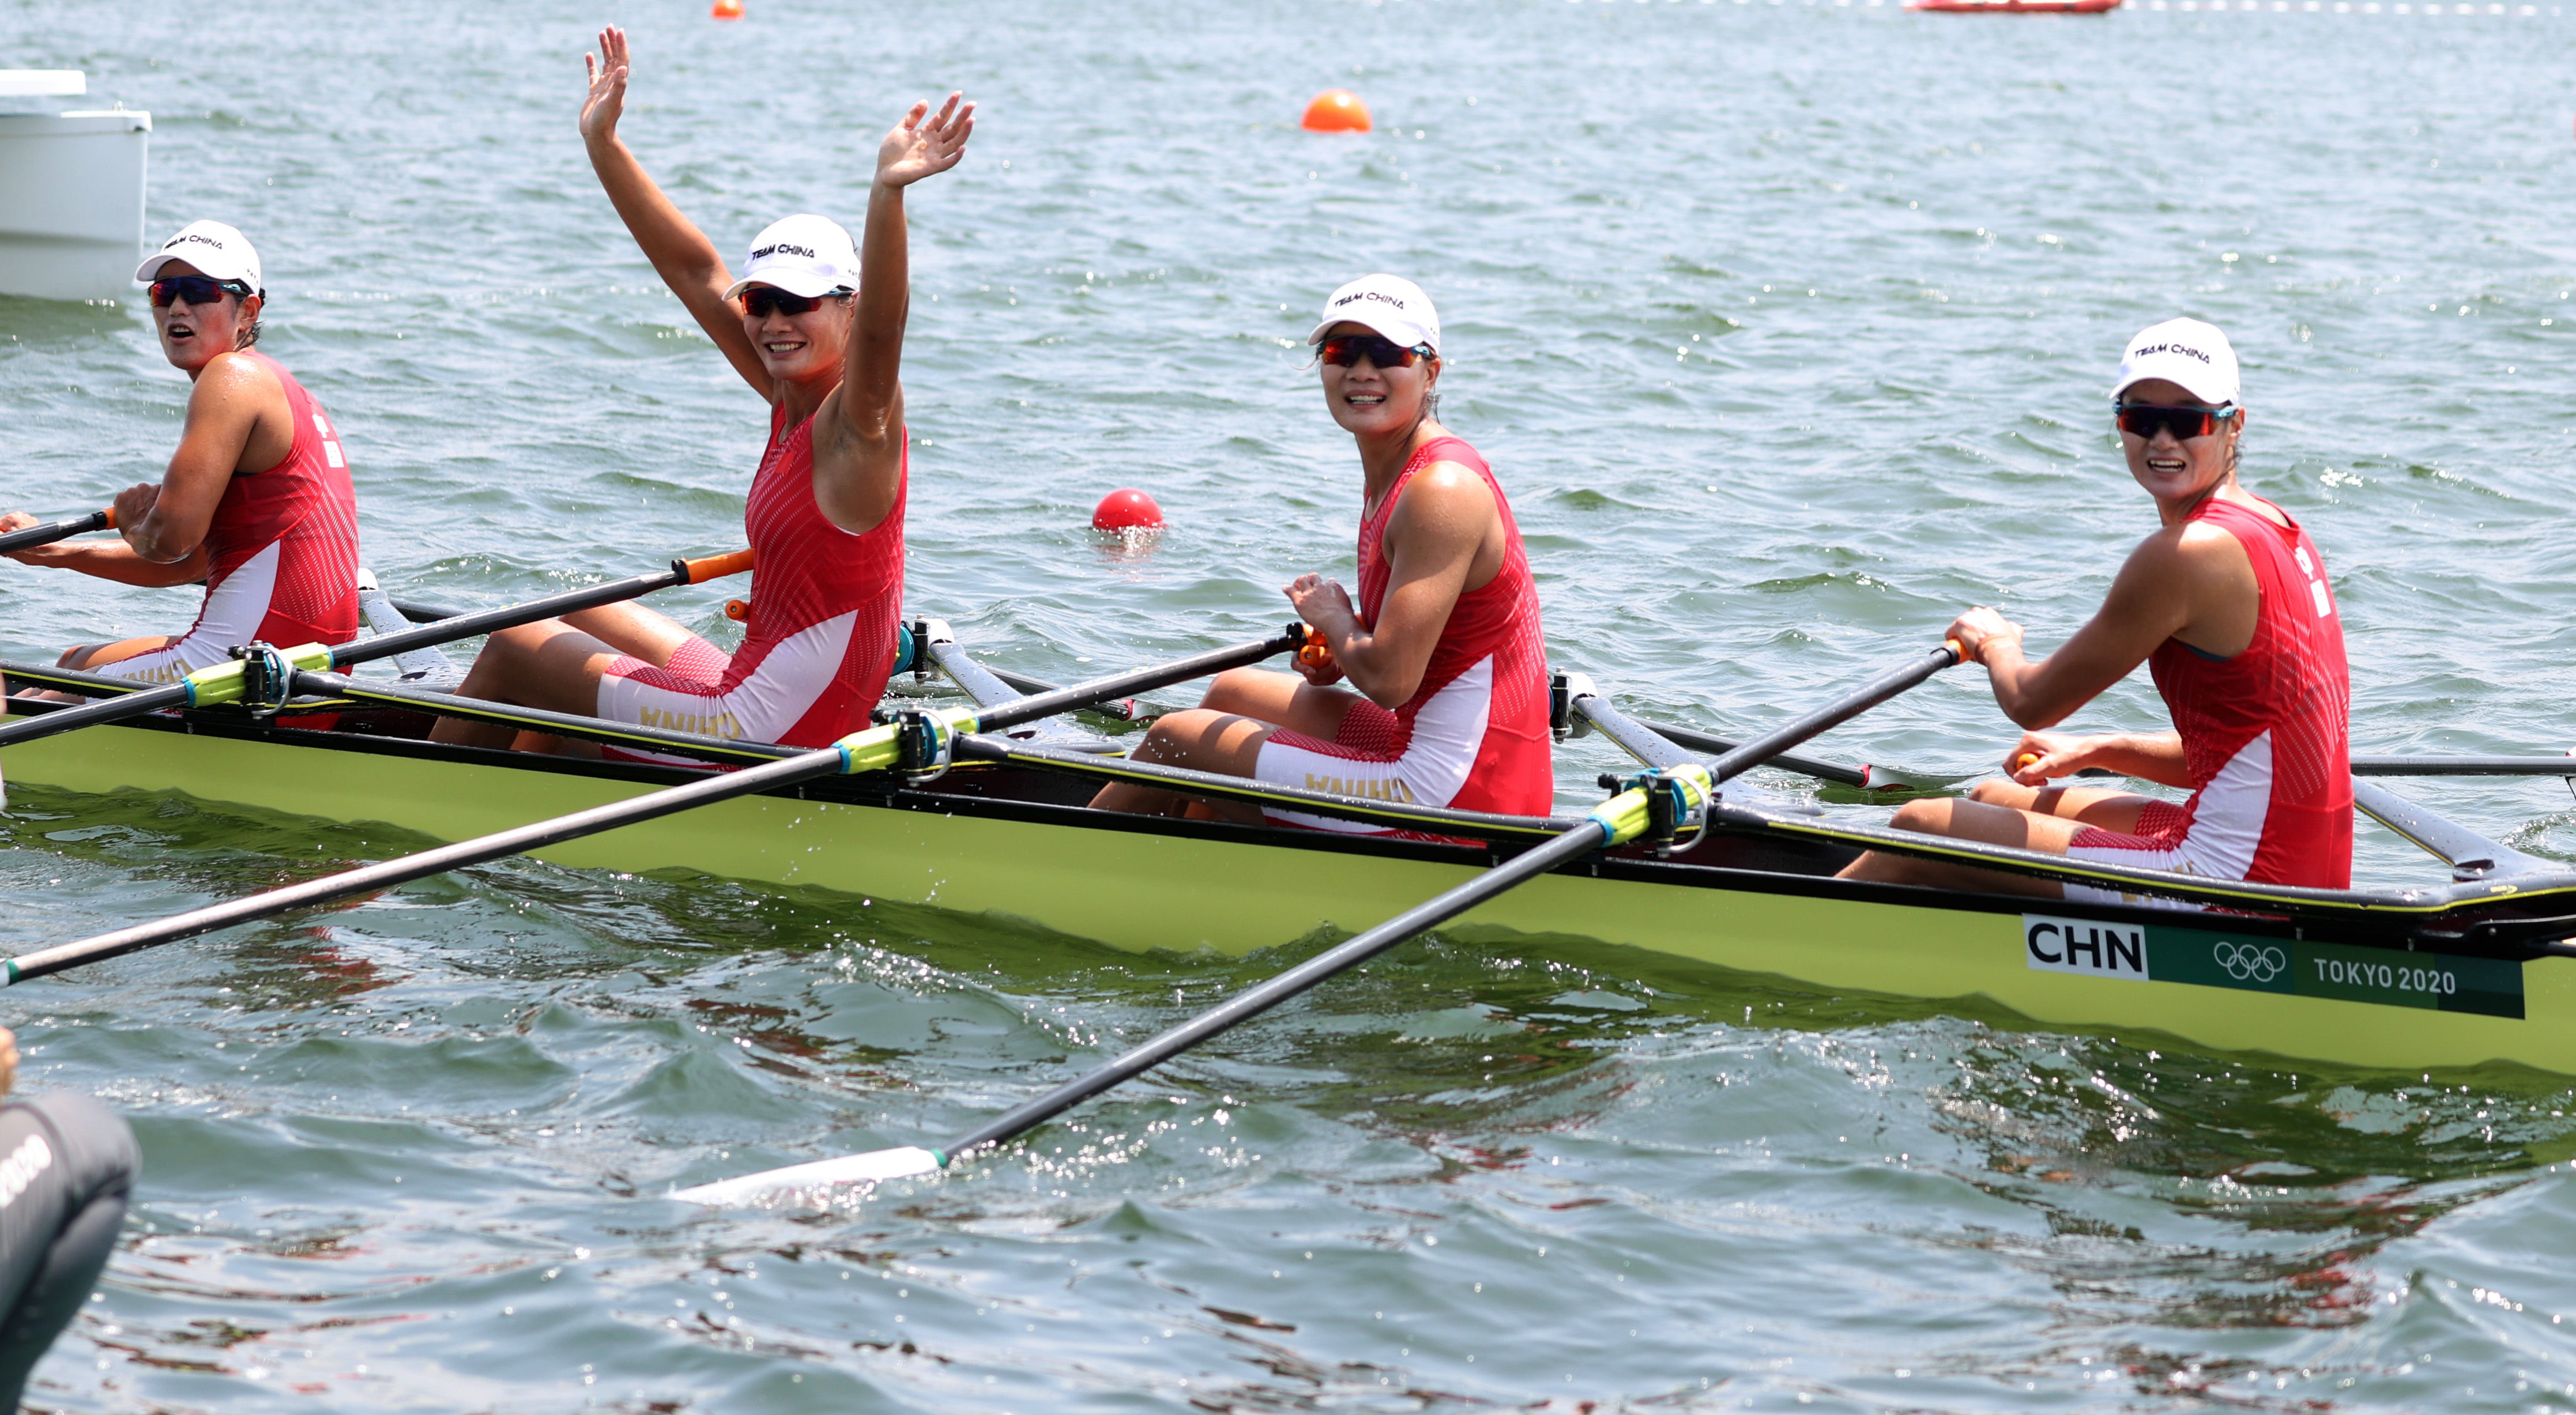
top-left (7, 0), bottom-right (2576, 1407)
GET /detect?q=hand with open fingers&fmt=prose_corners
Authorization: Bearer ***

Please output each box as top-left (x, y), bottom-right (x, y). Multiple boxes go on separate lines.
top-left (1948, 606), bottom-right (2024, 667)
top-left (581, 26), bottom-right (631, 142)
top-left (2006, 730), bottom-right (2092, 785)
top-left (876, 93), bottom-right (976, 189)
top-left (0, 1027), bottom-right (16, 1098)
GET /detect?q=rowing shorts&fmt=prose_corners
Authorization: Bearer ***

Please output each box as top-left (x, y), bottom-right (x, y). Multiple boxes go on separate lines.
top-left (593, 616), bottom-right (860, 764)
top-left (0, 1093), bottom-right (135, 1408)
top-left (2059, 801), bottom-right (2234, 912)
top-left (1250, 670), bottom-right (1493, 833)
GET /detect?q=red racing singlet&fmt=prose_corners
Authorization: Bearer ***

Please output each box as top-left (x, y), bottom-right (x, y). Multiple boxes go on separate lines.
top-left (199, 352), bottom-right (361, 648)
top-left (1350, 436), bottom-right (1553, 816)
top-left (719, 405), bottom-right (907, 746)
top-left (2140, 494), bottom-right (2353, 887)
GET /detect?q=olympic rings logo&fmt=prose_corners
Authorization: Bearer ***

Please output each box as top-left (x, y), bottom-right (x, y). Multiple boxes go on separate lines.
top-left (2213, 940), bottom-right (2288, 983)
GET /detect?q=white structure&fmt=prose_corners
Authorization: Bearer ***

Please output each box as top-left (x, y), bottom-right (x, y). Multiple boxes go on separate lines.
top-left (0, 71), bottom-right (150, 302)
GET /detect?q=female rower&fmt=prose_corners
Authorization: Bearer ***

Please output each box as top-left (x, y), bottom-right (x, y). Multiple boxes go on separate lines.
top-left (0, 221), bottom-right (361, 684)
top-left (1840, 318), bottom-right (2352, 903)
top-left (1093, 274), bottom-right (1553, 827)
top-left (430, 28), bottom-right (972, 756)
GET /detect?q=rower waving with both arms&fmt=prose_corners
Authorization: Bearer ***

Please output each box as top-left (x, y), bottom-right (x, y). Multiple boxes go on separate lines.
top-left (432, 28), bottom-right (972, 757)
top-left (0, 221), bottom-right (361, 686)
top-left (1095, 274), bottom-right (1553, 826)
top-left (1843, 318), bottom-right (2353, 903)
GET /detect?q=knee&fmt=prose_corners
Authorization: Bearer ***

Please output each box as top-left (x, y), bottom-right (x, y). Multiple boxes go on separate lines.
top-left (1965, 779), bottom-right (2020, 806)
top-left (55, 644), bottom-right (92, 669)
top-left (1200, 667), bottom-right (1272, 714)
top-left (1887, 799), bottom-right (1953, 835)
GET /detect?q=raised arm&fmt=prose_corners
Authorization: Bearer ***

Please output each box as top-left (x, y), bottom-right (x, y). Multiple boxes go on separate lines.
top-left (809, 94), bottom-right (974, 534)
top-left (579, 27), bottom-right (769, 397)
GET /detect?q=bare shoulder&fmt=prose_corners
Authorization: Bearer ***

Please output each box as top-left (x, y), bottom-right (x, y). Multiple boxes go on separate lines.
top-left (188, 349), bottom-right (283, 407)
top-left (1391, 459), bottom-right (1496, 527)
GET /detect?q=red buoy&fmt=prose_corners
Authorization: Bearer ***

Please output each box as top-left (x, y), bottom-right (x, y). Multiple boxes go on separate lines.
top-left (1091, 489), bottom-right (1163, 532)
top-left (1301, 89), bottom-right (1372, 134)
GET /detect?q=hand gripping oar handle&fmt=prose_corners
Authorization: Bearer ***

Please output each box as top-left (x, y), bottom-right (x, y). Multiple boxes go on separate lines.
top-left (675, 640), bottom-right (1965, 1205)
top-left (0, 508), bottom-right (114, 556)
top-left (0, 550), bottom-right (758, 752)
top-left (2, 627), bottom-right (1304, 987)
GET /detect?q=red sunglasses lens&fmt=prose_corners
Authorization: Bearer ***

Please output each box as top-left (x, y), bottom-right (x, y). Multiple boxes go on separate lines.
top-left (1319, 335), bottom-right (1418, 368)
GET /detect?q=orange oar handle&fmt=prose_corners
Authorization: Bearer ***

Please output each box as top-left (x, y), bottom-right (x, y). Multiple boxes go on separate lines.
top-left (672, 548), bottom-right (754, 585)
top-left (724, 599), bottom-right (751, 622)
top-left (2016, 752), bottom-right (2043, 771)
top-left (99, 505), bottom-right (117, 529)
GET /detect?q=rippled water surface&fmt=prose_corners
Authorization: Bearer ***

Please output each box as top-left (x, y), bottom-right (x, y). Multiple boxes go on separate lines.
top-left (10, 0), bottom-right (2576, 1408)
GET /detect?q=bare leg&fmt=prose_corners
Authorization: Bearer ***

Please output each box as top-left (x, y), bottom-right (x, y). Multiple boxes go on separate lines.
top-left (1965, 779), bottom-right (2154, 832)
top-left (10, 636), bottom-right (189, 703)
top-left (427, 620), bottom-right (631, 750)
top-left (1089, 669), bottom-right (1366, 819)
top-left (1835, 795), bottom-right (2104, 898)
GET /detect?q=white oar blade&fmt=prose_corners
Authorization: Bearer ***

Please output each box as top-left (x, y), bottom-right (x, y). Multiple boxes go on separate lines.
top-left (672, 1146), bottom-right (943, 1206)
top-left (1858, 763), bottom-right (1974, 793)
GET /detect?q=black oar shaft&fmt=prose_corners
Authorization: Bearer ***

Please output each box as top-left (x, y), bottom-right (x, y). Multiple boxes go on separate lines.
top-left (5, 749), bottom-right (842, 985)
top-left (1705, 644), bottom-right (1961, 781)
top-left (941, 821), bottom-right (1610, 1158)
top-left (0, 510), bottom-right (112, 556)
top-left (2353, 755), bottom-right (2576, 777)
top-left (334, 567), bottom-right (679, 670)
top-left (0, 557), bottom-right (741, 752)
top-left (7, 630), bottom-right (1302, 986)
top-left (973, 630), bottom-right (1300, 733)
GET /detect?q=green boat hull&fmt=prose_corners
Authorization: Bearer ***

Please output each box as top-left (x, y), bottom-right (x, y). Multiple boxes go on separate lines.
top-left (9, 707), bottom-right (2574, 1076)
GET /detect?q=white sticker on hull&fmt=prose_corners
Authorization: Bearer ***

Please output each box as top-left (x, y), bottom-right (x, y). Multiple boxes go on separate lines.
top-left (2024, 914), bottom-right (2149, 980)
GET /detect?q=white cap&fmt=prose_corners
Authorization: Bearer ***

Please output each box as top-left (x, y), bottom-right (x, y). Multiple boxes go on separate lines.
top-left (136, 220), bottom-right (262, 292)
top-left (722, 214), bottom-right (858, 300)
top-left (1306, 273), bottom-right (1440, 354)
top-left (2111, 317), bottom-right (2239, 405)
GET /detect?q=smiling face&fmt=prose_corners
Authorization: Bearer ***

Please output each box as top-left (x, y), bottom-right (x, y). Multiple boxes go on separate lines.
top-left (1317, 320), bottom-right (1439, 440)
top-left (148, 259), bottom-right (261, 375)
top-left (2116, 376), bottom-right (2242, 510)
top-left (739, 288), bottom-right (852, 384)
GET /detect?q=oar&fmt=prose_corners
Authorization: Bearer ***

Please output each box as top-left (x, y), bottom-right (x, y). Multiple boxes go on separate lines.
top-left (2352, 754), bottom-right (2576, 778)
top-left (673, 640), bottom-right (1964, 1205)
top-left (1554, 674), bottom-right (1971, 791)
top-left (0, 628), bottom-right (1305, 987)
top-left (0, 508), bottom-right (115, 557)
top-left (0, 549), bottom-right (755, 752)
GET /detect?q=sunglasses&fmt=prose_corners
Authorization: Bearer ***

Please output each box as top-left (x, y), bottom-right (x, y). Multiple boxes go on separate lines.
top-left (741, 286), bottom-right (850, 319)
top-left (2115, 403), bottom-right (2238, 442)
top-left (147, 275), bottom-right (253, 308)
top-left (1317, 333), bottom-right (1434, 369)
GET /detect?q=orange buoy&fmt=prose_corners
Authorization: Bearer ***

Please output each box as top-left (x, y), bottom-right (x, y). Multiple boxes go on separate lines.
top-left (1091, 488), bottom-right (1163, 531)
top-left (711, 0), bottom-right (745, 17)
top-left (1300, 89), bottom-right (1372, 134)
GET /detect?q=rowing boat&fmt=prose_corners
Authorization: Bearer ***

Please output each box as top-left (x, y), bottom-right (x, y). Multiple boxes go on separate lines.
top-left (7, 637), bottom-right (2576, 1078)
